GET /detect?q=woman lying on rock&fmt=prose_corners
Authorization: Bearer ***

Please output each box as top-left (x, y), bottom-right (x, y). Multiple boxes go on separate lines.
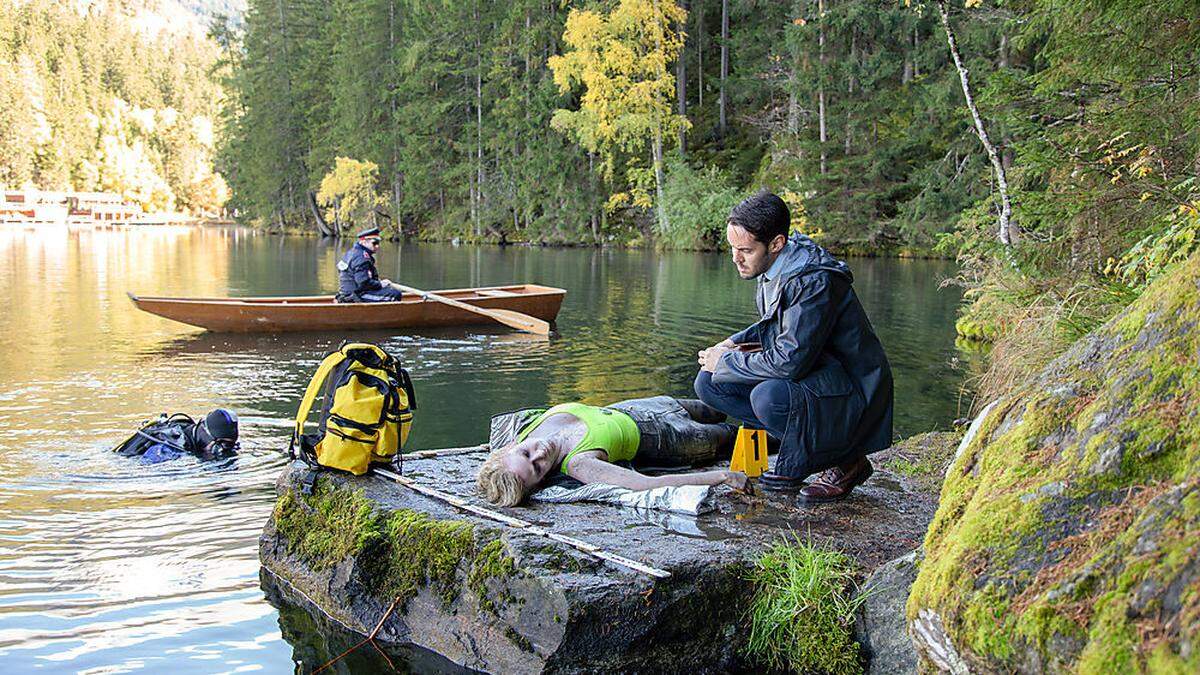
top-left (476, 396), bottom-right (748, 506)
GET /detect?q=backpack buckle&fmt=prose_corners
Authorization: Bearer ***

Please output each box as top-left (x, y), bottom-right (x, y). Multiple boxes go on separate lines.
top-left (299, 468), bottom-right (319, 496)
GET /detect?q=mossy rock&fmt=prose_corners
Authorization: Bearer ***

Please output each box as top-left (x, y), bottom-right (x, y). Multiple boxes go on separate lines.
top-left (908, 253), bottom-right (1200, 672)
top-left (261, 440), bottom-right (945, 673)
top-left (954, 292), bottom-right (1009, 343)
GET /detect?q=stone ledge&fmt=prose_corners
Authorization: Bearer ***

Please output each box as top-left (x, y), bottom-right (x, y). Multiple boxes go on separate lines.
top-left (260, 436), bottom-right (955, 673)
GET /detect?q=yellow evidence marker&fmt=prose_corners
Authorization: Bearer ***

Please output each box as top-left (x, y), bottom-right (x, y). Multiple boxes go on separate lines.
top-left (729, 426), bottom-right (769, 477)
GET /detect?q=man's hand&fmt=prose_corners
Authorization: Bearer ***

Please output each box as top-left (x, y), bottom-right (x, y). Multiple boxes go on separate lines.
top-left (698, 343), bottom-right (734, 372)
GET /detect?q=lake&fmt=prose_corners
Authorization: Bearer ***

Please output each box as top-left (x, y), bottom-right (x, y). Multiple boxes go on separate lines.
top-left (0, 225), bottom-right (970, 672)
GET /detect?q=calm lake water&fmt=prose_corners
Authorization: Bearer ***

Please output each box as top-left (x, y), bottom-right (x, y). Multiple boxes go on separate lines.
top-left (0, 225), bottom-right (969, 672)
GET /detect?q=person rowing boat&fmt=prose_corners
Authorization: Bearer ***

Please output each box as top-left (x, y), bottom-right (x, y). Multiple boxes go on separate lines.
top-left (336, 226), bottom-right (404, 303)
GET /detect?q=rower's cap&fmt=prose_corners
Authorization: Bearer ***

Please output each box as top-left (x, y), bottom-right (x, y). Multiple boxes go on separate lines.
top-left (357, 226), bottom-right (381, 239)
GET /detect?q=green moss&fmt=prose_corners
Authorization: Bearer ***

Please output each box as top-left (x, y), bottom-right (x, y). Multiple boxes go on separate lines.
top-left (743, 537), bottom-right (866, 674)
top-left (954, 292), bottom-right (1011, 343)
top-left (274, 482), bottom-right (384, 571)
top-left (908, 253), bottom-right (1200, 671)
top-left (955, 316), bottom-right (1000, 342)
top-left (468, 538), bottom-right (518, 614)
top-left (274, 481), bottom-right (480, 608)
top-left (369, 509), bottom-right (476, 607)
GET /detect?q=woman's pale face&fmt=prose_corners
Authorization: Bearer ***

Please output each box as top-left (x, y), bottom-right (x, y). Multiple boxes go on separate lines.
top-left (500, 438), bottom-right (555, 488)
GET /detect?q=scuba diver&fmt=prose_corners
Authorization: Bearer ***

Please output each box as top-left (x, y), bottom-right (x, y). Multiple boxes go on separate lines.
top-left (336, 226), bottom-right (404, 303)
top-left (477, 396), bottom-right (747, 507)
top-left (113, 409), bottom-right (240, 464)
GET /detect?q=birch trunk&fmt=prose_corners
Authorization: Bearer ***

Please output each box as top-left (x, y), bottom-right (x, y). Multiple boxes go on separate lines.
top-left (818, 0), bottom-right (827, 174)
top-left (937, 0), bottom-right (1015, 246)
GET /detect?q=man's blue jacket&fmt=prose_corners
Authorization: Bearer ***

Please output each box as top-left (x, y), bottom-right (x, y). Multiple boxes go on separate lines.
top-left (714, 234), bottom-right (894, 476)
top-left (337, 242), bottom-right (384, 298)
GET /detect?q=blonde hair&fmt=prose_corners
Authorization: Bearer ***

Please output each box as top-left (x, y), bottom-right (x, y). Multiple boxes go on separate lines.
top-left (476, 444), bottom-right (527, 506)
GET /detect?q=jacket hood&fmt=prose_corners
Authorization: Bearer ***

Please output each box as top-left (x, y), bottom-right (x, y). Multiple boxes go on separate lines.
top-left (771, 233), bottom-right (852, 284)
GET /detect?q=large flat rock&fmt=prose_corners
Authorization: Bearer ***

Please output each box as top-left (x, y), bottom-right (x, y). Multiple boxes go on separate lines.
top-left (260, 441), bottom-right (947, 673)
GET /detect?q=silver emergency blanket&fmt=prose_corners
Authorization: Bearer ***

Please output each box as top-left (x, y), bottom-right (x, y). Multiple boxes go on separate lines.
top-left (530, 482), bottom-right (715, 515)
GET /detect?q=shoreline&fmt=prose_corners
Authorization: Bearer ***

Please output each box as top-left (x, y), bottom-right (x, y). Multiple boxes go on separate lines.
top-left (223, 223), bottom-right (956, 261)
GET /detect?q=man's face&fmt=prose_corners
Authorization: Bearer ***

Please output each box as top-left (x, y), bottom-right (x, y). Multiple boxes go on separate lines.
top-left (360, 237), bottom-right (381, 252)
top-left (727, 224), bottom-right (785, 279)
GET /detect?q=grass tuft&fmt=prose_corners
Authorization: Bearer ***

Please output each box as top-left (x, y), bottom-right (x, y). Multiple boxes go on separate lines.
top-left (744, 536), bottom-right (868, 674)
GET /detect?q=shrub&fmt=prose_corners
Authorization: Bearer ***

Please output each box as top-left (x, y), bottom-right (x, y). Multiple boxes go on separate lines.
top-left (657, 157), bottom-right (744, 249)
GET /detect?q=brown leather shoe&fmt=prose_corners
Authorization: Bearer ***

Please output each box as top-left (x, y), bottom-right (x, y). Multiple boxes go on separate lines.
top-left (798, 456), bottom-right (874, 503)
top-left (758, 470), bottom-right (806, 491)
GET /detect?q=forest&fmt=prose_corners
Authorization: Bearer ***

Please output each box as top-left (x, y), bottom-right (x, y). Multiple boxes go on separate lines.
top-left (0, 0), bottom-right (227, 214)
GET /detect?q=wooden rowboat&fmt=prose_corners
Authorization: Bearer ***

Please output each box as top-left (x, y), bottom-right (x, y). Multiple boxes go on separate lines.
top-left (128, 284), bottom-right (565, 333)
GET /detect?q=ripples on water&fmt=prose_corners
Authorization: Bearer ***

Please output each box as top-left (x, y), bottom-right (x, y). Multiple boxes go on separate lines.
top-left (0, 226), bottom-right (971, 672)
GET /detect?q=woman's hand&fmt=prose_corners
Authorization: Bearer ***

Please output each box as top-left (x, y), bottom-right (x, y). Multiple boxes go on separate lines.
top-left (721, 471), bottom-right (751, 493)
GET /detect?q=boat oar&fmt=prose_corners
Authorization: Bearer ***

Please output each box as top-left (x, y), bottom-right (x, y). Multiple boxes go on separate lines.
top-left (389, 283), bottom-right (552, 336)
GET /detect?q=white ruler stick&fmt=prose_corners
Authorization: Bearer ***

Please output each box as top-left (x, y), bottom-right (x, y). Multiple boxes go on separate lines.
top-left (372, 468), bottom-right (670, 579)
top-left (401, 445), bottom-right (490, 460)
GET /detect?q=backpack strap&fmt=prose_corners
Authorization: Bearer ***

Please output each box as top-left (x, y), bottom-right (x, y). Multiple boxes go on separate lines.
top-left (291, 349), bottom-right (349, 459)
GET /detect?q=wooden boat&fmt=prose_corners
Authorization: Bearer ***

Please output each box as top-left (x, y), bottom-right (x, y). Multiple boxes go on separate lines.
top-left (128, 284), bottom-right (565, 333)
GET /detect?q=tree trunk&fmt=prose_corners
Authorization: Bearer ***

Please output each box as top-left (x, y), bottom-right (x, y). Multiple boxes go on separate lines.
top-left (652, 0), bottom-right (670, 232)
top-left (818, 0), bottom-right (827, 174)
top-left (654, 132), bottom-right (668, 232)
top-left (787, 0), bottom-right (801, 135)
top-left (308, 191), bottom-right (335, 237)
top-left (274, 0), bottom-right (300, 217)
top-left (719, 0), bottom-right (728, 145)
top-left (937, 0), bottom-right (1015, 246)
top-left (903, 21), bottom-right (914, 85)
top-left (677, 0), bottom-right (688, 157)
top-left (474, 2), bottom-right (484, 238)
top-left (845, 29), bottom-right (855, 155)
top-left (696, 0), bottom-right (703, 108)
top-left (913, 25), bottom-right (920, 79)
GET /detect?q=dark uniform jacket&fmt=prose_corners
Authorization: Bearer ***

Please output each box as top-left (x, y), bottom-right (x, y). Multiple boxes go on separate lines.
top-left (337, 242), bottom-right (384, 299)
top-left (714, 234), bottom-right (894, 476)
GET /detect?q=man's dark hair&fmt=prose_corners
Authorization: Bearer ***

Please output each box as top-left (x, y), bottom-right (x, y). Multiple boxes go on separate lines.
top-left (728, 189), bottom-right (791, 244)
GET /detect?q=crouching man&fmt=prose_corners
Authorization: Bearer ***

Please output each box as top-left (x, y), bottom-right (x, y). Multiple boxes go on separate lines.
top-left (694, 190), bottom-right (893, 501)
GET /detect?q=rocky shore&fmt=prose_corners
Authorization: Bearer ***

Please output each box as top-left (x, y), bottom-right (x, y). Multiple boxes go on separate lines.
top-left (259, 433), bottom-right (957, 673)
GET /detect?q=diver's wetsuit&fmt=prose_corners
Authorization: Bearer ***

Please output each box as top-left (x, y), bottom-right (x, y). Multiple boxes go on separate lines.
top-left (113, 412), bottom-right (238, 464)
top-left (489, 396), bottom-right (735, 468)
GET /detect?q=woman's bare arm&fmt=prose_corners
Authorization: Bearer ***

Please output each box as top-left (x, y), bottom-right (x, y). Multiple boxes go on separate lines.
top-left (566, 453), bottom-right (746, 491)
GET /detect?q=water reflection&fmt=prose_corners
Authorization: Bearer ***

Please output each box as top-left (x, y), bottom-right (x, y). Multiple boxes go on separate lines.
top-left (262, 570), bottom-right (471, 674)
top-left (0, 226), bottom-right (969, 671)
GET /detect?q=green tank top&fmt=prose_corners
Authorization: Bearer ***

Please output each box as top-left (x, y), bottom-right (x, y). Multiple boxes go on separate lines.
top-left (515, 403), bottom-right (640, 474)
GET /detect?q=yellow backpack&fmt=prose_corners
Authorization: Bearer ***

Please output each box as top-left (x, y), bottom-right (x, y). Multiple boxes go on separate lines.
top-left (291, 342), bottom-right (416, 476)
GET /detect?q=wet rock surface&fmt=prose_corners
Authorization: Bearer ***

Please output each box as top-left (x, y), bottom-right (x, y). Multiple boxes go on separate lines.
top-left (856, 549), bottom-right (921, 675)
top-left (260, 440), bottom-right (946, 674)
top-left (907, 254), bottom-right (1200, 672)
